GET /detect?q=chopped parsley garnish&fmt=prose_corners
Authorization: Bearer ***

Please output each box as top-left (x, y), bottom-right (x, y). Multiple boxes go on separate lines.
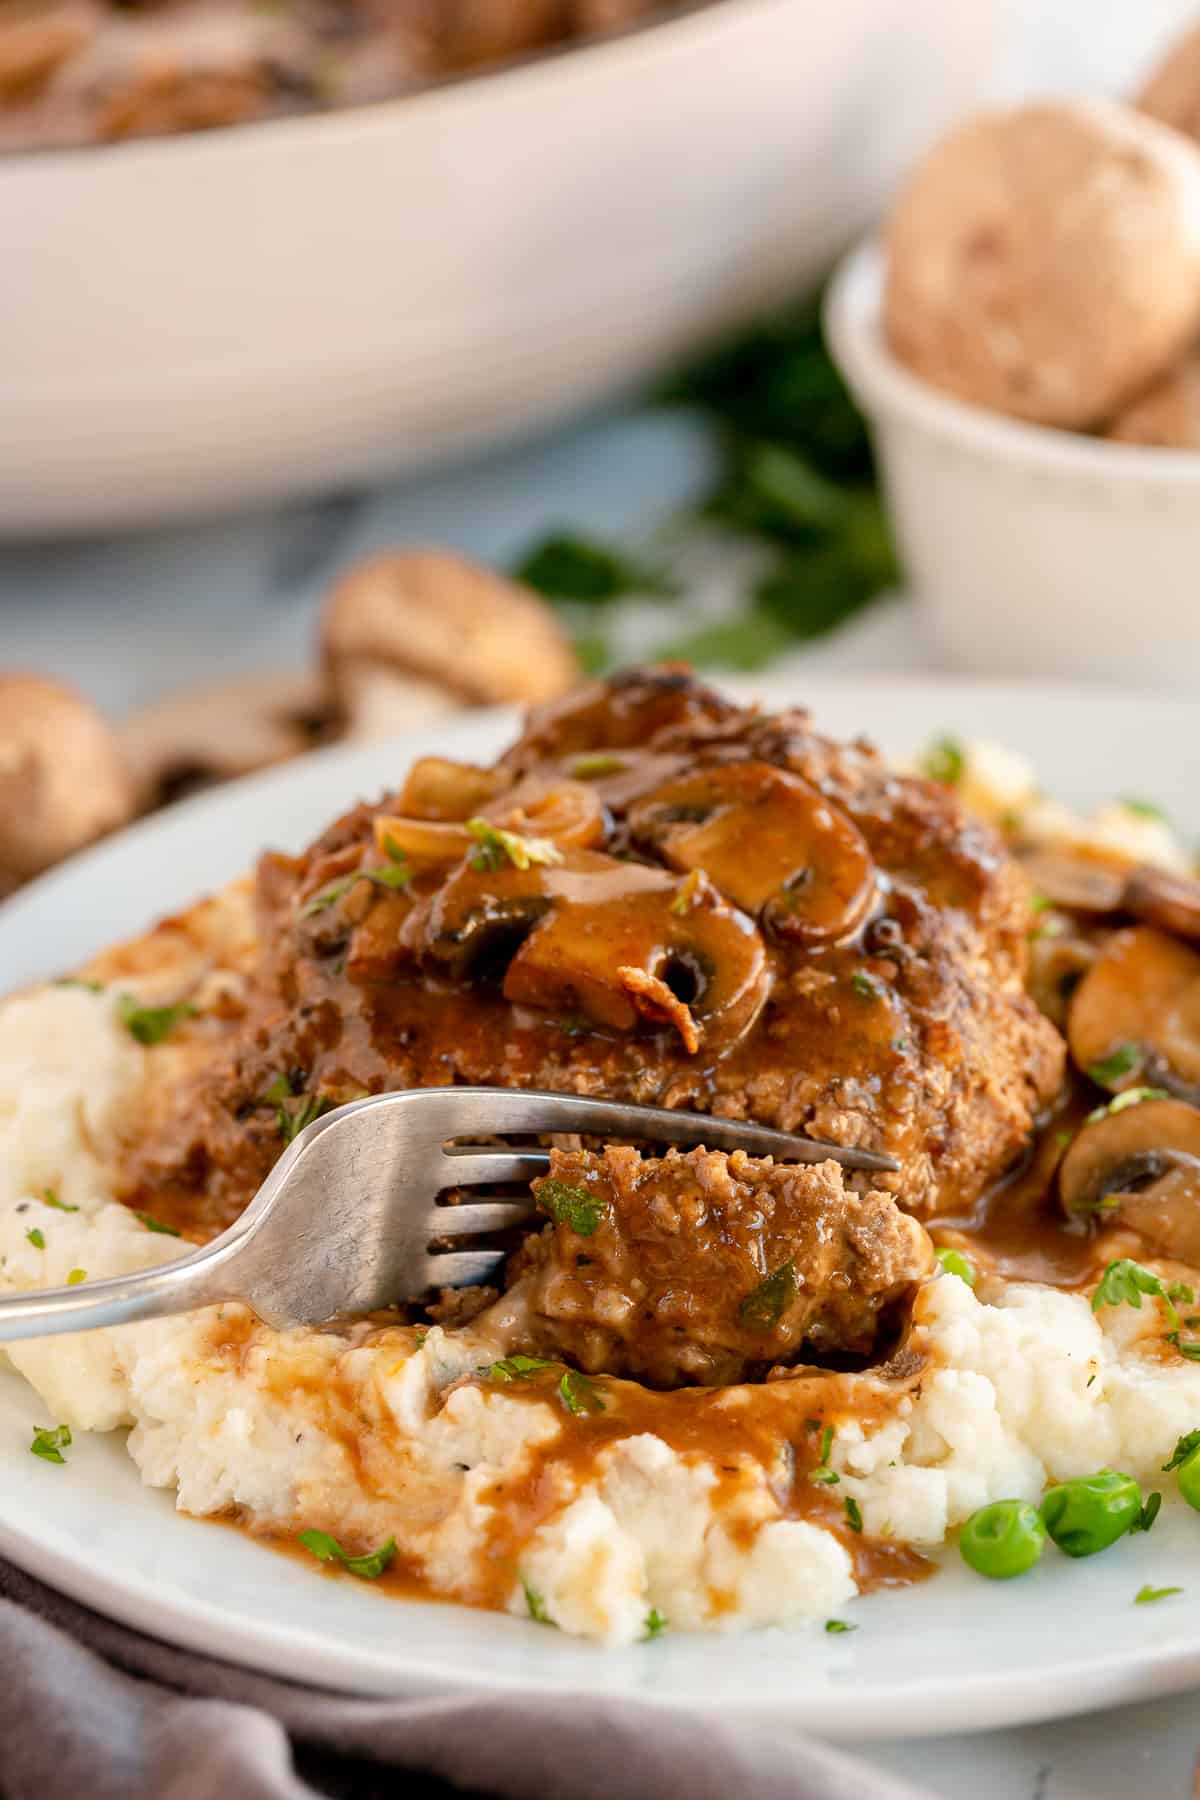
top-left (25, 1227), bottom-right (45, 1250)
top-left (30, 1424), bottom-right (71, 1465)
top-left (535, 1179), bottom-right (603, 1237)
top-left (133, 1211), bottom-right (182, 1238)
top-left (851, 972), bottom-right (879, 1000)
top-left (261, 1073), bottom-right (332, 1144)
top-left (1170, 1337), bottom-right (1200, 1361)
top-left (644, 1608), bottom-right (668, 1639)
top-left (117, 995), bottom-right (197, 1047)
top-left (739, 1259), bottom-right (798, 1332)
top-left (42, 1190), bottom-right (78, 1212)
top-left (920, 738), bottom-right (965, 787)
top-left (522, 1577), bottom-right (551, 1624)
top-left (67, 1269), bottom-right (86, 1286)
top-left (1163, 1432), bottom-right (1200, 1472)
top-left (935, 1247), bottom-right (977, 1287)
top-left (1093, 1259), bottom-right (1181, 1329)
top-left (513, 533), bottom-right (674, 604)
top-left (1122, 798), bottom-right (1166, 821)
top-left (1086, 1043), bottom-right (1142, 1088)
top-left (465, 818), bottom-right (564, 874)
top-left (1086, 1087), bottom-right (1169, 1124)
top-left (482, 1354), bottom-right (558, 1384)
top-left (1135, 1584), bottom-right (1181, 1605)
top-left (297, 1530), bottom-right (396, 1579)
top-left (570, 753), bottom-right (628, 779)
top-left (824, 1619), bottom-right (857, 1634)
top-left (670, 869), bottom-right (706, 916)
top-left (302, 843), bottom-right (411, 917)
top-left (1029, 892), bottom-right (1053, 914)
top-left (1132, 1492), bottom-right (1162, 1534)
top-left (1169, 1283), bottom-right (1196, 1306)
top-left (558, 1370), bottom-right (606, 1416)
top-left (301, 874), bottom-right (359, 917)
top-left (844, 1496), bottom-right (863, 1534)
top-left (809, 1424), bottom-right (839, 1486)
top-left (55, 977), bottom-right (104, 993)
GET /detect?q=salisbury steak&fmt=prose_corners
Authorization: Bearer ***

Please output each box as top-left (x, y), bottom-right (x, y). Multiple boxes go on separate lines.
top-left (127, 667), bottom-right (1064, 1246)
top-left (496, 1145), bottom-right (935, 1386)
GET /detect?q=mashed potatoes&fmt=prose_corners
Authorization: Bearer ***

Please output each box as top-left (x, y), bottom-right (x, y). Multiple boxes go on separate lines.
top-left (3, 972), bottom-right (1200, 1643)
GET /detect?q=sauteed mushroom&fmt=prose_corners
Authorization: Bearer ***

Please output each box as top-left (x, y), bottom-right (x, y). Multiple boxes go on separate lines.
top-left (1017, 846), bottom-right (1200, 941)
top-left (1059, 1095), bottom-right (1200, 1265)
top-left (393, 756), bottom-right (503, 822)
top-left (1122, 865), bottom-right (1200, 943)
top-left (628, 760), bottom-right (876, 947)
top-left (421, 849), bottom-right (769, 1052)
top-left (1068, 926), bottom-right (1200, 1102)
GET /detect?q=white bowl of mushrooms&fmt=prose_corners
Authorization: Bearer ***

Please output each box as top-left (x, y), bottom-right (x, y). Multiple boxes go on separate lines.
top-left (825, 46), bottom-right (1200, 693)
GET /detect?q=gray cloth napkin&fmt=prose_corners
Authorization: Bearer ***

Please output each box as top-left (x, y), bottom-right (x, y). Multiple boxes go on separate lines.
top-left (0, 1557), bottom-right (930, 1800)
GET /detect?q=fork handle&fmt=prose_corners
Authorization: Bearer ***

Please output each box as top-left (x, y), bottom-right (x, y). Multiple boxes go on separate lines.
top-left (0, 1235), bottom-right (238, 1344)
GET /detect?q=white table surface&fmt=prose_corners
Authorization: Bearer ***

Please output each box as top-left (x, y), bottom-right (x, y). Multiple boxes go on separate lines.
top-left (2, 403), bottom-right (1198, 1797)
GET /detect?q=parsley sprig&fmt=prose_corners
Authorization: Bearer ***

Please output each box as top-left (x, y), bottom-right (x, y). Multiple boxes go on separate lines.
top-left (261, 1073), bottom-right (332, 1143)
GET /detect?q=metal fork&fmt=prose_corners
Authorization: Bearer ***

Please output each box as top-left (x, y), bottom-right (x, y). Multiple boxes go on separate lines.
top-left (0, 1088), bottom-right (898, 1344)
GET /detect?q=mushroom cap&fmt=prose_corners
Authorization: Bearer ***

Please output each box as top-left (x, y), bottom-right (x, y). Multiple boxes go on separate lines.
top-left (1059, 1095), bottom-right (1200, 1265)
top-left (1068, 925), bottom-right (1200, 1095)
top-left (884, 98), bottom-right (1200, 429)
top-left (118, 667), bottom-right (331, 808)
top-left (1106, 350), bottom-right (1200, 448)
top-left (321, 550), bottom-right (580, 721)
top-left (0, 672), bottom-right (135, 891)
top-left (1137, 20), bottom-right (1200, 145)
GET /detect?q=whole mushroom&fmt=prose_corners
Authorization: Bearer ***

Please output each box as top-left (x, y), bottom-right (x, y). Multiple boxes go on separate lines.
top-left (321, 549), bottom-right (580, 740)
top-left (0, 673), bottom-right (135, 895)
top-left (1106, 351), bottom-right (1200, 448)
top-left (884, 99), bottom-right (1200, 429)
top-left (1137, 19), bottom-right (1200, 144)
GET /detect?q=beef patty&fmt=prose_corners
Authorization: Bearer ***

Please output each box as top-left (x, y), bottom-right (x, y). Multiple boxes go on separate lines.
top-left (125, 666), bottom-right (1064, 1373)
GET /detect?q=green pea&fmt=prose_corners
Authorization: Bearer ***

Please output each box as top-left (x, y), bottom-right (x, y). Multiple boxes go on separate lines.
top-left (959, 1500), bottom-right (1046, 1579)
top-left (1040, 1470), bottom-right (1142, 1558)
top-left (1176, 1447), bottom-right (1200, 1511)
top-left (935, 1247), bottom-right (976, 1286)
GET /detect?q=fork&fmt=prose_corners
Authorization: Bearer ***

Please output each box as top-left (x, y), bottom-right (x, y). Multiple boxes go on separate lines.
top-left (0, 1088), bottom-right (899, 1344)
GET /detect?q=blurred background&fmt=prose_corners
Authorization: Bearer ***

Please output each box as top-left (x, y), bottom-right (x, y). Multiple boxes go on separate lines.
top-left (3, 0), bottom-right (1199, 892)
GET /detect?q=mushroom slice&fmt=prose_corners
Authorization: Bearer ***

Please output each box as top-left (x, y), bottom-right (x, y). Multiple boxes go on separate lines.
top-left (627, 760), bottom-right (876, 946)
top-left (1067, 925), bottom-right (1200, 1099)
top-left (418, 860), bottom-right (556, 981)
top-left (1122, 865), bottom-right (1200, 943)
top-left (1017, 848), bottom-right (1126, 915)
top-left (1027, 929), bottom-right (1098, 1027)
top-left (504, 856), bottom-right (769, 1053)
top-left (1059, 1095), bottom-right (1200, 1264)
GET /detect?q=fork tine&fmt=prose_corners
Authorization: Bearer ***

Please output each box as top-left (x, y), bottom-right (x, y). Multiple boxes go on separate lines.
top-left (430, 1089), bottom-right (900, 1174)
top-left (430, 1201), bottom-right (537, 1236)
top-left (442, 1150), bottom-right (551, 1187)
top-left (425, 1249), bottom-right (508, 1285)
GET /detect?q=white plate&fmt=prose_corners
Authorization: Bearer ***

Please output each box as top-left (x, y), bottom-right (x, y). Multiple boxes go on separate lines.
top-left (0, 0), bottom-right (1000, 535)
top-left (2, 672), bottom-right (1200, 1739)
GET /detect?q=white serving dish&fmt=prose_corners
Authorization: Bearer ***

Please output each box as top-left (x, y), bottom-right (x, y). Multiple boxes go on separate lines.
top-left (3, 674), bottom-right (1200, 1735)
top-left (825, 241), bottom-right (1200, 692)
top-left (0, 0), bottom-right (999, 537)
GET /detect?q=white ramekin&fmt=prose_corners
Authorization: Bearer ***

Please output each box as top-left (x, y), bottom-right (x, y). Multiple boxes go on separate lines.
top-left (825, 240), bottom-right (1200, 692)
